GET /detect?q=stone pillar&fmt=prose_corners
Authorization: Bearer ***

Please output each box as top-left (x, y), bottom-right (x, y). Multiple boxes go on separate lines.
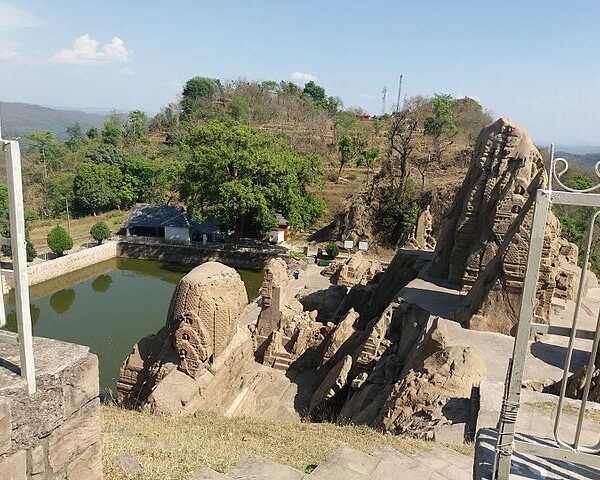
top-left (0, 337), bottom-right (102, 479)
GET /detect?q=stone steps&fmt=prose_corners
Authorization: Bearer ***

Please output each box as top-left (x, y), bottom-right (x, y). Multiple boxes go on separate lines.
top-left (186, 444), bottom-right (473, 480)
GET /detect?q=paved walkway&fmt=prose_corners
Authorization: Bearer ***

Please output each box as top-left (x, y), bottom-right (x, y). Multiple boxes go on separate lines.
top-left (187, 444), bottom-right (473, 480)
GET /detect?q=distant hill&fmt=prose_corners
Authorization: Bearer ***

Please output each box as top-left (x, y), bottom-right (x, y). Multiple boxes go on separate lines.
top-left (556, 150), bottom-right (600, 168)
top-left (0, 102), bottom-right (110, 140)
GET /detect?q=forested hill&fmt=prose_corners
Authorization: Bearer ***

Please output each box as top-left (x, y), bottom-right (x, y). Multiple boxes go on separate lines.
top-left (0, 102), bottom-right (109, 140)
top-left (555, 150), bottom-right (600, 168)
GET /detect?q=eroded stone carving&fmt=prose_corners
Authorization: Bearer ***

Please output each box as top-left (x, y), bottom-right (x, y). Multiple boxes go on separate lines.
top-left (405, 206), bottom-right (436, 251)
top-left (336, 251), bottom-right (383, 287)
top-left (428, 117), bottom-right (578, 334)
top-left (117, 262), bottom-right (248, 410)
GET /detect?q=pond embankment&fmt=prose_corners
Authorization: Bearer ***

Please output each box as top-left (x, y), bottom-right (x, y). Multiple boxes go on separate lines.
top-left (1, 238), bottom-right (284, 294)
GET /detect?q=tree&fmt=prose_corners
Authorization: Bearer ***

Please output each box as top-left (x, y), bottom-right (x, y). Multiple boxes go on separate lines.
top-left (123, 110), bottom-right (149, 145)
top-left (356, 148), bottom-right (380, 184)
top-left (181, 76), bottom-right (222, 117)
top-left (65, 123), bottom-right (85, 147)
top-left (229, 96), bottom-right (250, 122)
top-left (86, 127), bottom-right (99, 139)
top-left (424, 93), bottom-right (458, 163)
top-left (90, 221), bottom-right (111, 244)
top-left (303, 81), bottom-right (327, 107)
top-left (27, 130), bottom-right (60, 183)
top-left (101, 113), bottom-right (123, 147)
top-left (182, 120), bottom-right (325, 238)
top-left (47, 225), bottom-right (73, 255)
top-left (388, 101), bottom-right (421, 194)
top-left (325, 242), bottom-right (339, 258)
top-left (73, 163), bottom-right (124, 215)
top-left (85, 144), bottom-right (128, 169)
top-left (337, 134), bottom-right (354, 177)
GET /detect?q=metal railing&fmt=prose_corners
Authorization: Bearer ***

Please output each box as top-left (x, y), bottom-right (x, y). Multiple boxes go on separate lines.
top-left (493, 145), bottom-right (600, 477)
top-left (0, 132), bottom-right (36, 394)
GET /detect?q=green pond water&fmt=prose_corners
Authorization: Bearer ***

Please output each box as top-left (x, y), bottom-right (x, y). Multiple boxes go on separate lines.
top-left (1, 258), bottom-right (263, 393)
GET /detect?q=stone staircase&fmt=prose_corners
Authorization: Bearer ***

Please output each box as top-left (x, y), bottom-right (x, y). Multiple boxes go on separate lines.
top-left (187, 444), bottom-right (473, 480)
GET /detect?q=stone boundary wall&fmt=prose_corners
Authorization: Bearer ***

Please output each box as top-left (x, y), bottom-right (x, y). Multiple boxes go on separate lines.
top-left (0, 337), bottom-right (101, 479)
top-left (117, 241), bottom-right (281, 271)
top-left (2, 241), bottom-right (118, 293)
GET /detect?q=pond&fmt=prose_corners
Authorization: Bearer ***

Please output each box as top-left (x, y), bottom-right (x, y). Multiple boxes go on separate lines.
top-left (1, 258), bottom-right (263, 393)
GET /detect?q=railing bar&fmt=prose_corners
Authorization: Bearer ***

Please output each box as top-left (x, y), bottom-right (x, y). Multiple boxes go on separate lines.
top-left (551, 191), bottom-right (600, 207)
top-left (553, 210), bottom-right (598, 449)
top-left (514, 440), bottom-right (600, 469)
top-left (573, 211), bottom-right (600, 450)
top-left (530, 323), bottom-right (597, 340)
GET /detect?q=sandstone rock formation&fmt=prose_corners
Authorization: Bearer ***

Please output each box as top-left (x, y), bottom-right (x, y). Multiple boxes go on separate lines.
top-left (117, 262), bottom-right (249, 412)
top-left (428, 117), bottom-right (578, 334)
top-left (405, 206), bottom-right (436, 251)
top-left (335, 251), bottom-right (383, 287)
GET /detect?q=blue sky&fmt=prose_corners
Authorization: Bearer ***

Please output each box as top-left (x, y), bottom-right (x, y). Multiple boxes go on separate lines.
top-left (1, 0), bottom-right (599, 146)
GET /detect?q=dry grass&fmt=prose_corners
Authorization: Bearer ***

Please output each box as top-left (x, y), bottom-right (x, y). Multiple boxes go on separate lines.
top-left (529, 401), bottom-right (600, 423)
top-left (29, 210), bottom-right (129, 252)
top-left (102, 405), bottom-right (429, 480)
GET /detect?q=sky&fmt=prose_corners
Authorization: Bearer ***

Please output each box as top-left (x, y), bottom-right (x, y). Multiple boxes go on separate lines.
top-left (1, 0), bottom-right (599, 146)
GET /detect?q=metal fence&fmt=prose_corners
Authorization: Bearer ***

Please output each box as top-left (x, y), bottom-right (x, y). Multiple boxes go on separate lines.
top-left (0, 134), bottom-right (36, 394)
top-left (493, 145), bottom-right (600, 477)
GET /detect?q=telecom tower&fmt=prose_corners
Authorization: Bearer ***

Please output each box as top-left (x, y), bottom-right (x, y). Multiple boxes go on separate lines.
top-left (395, 74), bottom-right (403, 112)
top-left (381, 86), bottom-right (387, 115)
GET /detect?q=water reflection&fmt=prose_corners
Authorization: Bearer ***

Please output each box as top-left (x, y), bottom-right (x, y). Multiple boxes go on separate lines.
top-left (49, 289), bottom-right (76, 315)
top-left (92, 274), bottom-right (113, 293)
top-left (4, 304), bottom-right (40, 331)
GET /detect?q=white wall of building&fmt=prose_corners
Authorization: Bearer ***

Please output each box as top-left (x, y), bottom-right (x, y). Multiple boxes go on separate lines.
top-left (164, 226), bottom-right (190, 242)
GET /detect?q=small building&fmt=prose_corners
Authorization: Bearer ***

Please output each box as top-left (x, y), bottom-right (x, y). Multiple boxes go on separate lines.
top-left (125, 204), bottom-right (220, 243)
top-left (270, 213), bottom-right (289, 244)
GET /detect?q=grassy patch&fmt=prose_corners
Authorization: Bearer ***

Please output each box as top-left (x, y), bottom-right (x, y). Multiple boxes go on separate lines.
top-left (528, 401), bottom-right (600, 423)
top-left (29, 210), bottom-right (129, 252)
top-left (102, 405), bottom-right (429, 480)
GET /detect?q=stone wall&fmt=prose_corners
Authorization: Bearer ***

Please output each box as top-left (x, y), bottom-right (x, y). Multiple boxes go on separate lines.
top-left (2, 242), bottom-right (118, 293)
top-left (0, 337), bottom-right (101, 479)
top-left (117, 240), bottom-right (279, 271)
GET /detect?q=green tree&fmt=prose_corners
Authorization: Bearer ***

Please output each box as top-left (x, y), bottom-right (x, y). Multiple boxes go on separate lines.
top-left (123, 110), bottom-right (149, 145)
top-left (27, 130), bottom-right (61, 183)
top-left (424, 93), bottom-right (458, 163)
top-left (325, 242), bottom-right (339, 258)
top-left (90, 221), bottom-right (111, 244)
top-left (65, 123), bottom-right (85, 148)
top-left (47, 225), bottom-right (73, 255)
top-left (229, 96), bottom-right (250, 122)
top-left (101, 113), bottom-right (123, 147)
top-left (86, 127), bottom-right (99, 139)
top-left (85, 144), bottom-right (128, 169)
top-left (73, 163), bottom-right (124, 215)
top-left (181, 76), bottom-right (222, 116)
top-left (303, 81), bottom-right (326, 106)
top-left (337, 134), bottom-right (354, 177)
top-left (182, 120), bottom-right (324, 238)
top-left (569, 175), bottom-right (595, 191)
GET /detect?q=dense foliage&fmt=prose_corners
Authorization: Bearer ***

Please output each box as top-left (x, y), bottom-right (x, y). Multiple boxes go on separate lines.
top-left (47, 225), bottom-right (73, 255)
top-left (182, 120), bottom-right (325, 237)
top-left (325, 242), bottom-right (339, 258)
top-left (90, 221), bottom-right (111, 244)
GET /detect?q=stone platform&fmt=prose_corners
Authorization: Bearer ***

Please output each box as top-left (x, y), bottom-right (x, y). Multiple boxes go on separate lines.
top-left (187, 444), bottom-right (473, 479)
top-left (475, 428), bottom-right (600, 479)
top-left (0, 336), bottom-right (101, 479)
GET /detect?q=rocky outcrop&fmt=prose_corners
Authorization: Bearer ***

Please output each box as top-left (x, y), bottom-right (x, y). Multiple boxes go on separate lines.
top-left (117, 262), bottom-right (249, 413)
top-left (335, 251), bottom-right (383, 287)
top-left (405, 206), bottom-right (436, 251)
top-left (428, 117), bottom-right (578, 335)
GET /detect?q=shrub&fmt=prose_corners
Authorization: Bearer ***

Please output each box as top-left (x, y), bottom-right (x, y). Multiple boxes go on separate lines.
top-left (325, 242), bottom-right (339, 258)
top-left (47, 225), bottom-right (73, 255)
top-left (1, 228), bottom-right (37, 262)
top-left (90, 221), bottom-right (111, 244)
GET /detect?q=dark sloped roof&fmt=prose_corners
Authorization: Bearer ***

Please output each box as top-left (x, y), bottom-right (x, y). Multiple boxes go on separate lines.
top-left (125, 204), bottom-right (190, 229)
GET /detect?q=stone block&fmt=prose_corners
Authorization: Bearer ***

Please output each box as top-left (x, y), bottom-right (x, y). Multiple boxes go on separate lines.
top-left (61, 353), bottom-right (99, 419)
top-left (0, 450), bottom-right (26, 480)
top-left (66, 442), bottom-right (102, 480)
top-left (0, 398), bottom-right (10, 456)
top-left (48, 399), bottom-right (101, 473)
top-left (28, 444), bottom-right (46, 476)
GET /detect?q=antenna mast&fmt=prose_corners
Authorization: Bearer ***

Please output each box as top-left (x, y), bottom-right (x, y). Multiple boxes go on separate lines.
top-left (381, 86), bottom-right (387, 115)
top-left (395, 74), bottom-right (403, 112)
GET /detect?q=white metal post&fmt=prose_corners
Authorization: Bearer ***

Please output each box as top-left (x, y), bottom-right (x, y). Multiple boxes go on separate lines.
top-left (3, 140), bottom-right (36, 394)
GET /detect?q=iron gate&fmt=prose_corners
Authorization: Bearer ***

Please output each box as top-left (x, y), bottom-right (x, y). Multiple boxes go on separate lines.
top-left (493, 145), bottom-right (600, 478)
